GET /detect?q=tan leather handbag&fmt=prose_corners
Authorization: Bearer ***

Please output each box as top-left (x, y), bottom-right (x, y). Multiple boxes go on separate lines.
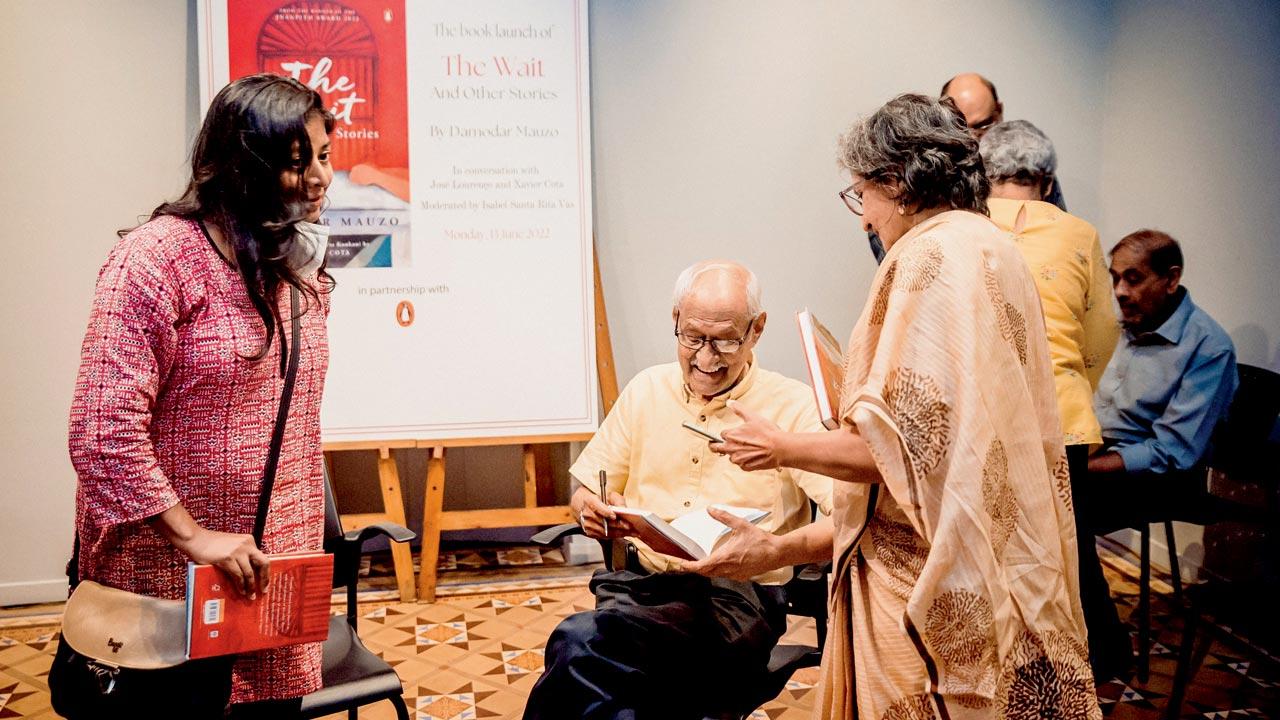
top-left (60, 580), bottom-right (189, 672)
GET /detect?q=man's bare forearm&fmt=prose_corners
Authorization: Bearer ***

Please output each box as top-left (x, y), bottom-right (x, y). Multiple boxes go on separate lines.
top-left (1087, 450), bottom-right (1125, 474)
top-left (771, 515), bottom-right (834, 567)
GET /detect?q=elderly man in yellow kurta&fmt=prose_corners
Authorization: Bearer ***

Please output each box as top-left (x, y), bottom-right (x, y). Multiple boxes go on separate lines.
top-left (980, 119), bottom-right (1125, 680)
top-left (522, 260), bottom-right (835, 720)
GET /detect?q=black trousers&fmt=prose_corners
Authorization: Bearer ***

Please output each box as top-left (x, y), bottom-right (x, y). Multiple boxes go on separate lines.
top-left (523, 569), bottom-right (788, 720)
top-left (1068, 444), bottom-right (1131, 677)
top-left (1071, 445), bottom-right (1206, 678)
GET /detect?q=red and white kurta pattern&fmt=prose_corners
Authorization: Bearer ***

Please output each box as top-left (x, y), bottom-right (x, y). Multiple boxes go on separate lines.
top-left (68, 215), bottom-right (330, 702)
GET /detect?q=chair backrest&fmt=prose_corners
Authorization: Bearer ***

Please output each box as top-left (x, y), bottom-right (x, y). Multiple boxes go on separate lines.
top-left (1210, 363), bottom-right (1280, 476)
top-left (322, 466), bottom-right (344, 546)
top-left (322, 467), bottom-right (355, 591)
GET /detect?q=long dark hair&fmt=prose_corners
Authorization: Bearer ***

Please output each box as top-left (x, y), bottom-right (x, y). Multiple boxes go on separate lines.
top-left (146, 73), bottom-right (335, 360)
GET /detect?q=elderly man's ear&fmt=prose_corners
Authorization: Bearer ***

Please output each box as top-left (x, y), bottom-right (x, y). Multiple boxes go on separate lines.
top-left (1164, 266), bottom-right (1183, 295)
top-left (752, 312), bottom-right (768, 335)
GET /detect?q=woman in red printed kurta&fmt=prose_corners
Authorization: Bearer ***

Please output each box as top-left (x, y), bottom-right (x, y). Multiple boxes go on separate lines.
top-left (67, 74), bottom-right (334, 716)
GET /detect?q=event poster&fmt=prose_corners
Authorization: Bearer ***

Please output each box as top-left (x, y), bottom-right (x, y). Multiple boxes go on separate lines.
top-left (199, 1), bottom-right (598, 440)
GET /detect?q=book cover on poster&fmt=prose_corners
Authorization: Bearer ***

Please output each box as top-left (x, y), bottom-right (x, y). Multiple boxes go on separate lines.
top-left (225, 0), bottom-right (411, 268)
top-left (796, 308), bottom-right (845, 430)
top-left (186, 552), bottom-right (333, 659)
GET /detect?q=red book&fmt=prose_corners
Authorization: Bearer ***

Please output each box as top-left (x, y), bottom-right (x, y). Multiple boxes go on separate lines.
top-left (186, 552), bottom-right (333, 659)
top-left (796, 309), bottom-right (845, 430)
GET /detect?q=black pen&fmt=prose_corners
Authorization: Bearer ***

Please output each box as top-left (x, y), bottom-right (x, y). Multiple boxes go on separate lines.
top-left (598, 470), bottom-right (609, 536)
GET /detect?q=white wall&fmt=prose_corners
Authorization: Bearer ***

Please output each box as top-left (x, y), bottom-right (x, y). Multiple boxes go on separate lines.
top-left (590, 0), bottom-right (1112, 386)
top-left (1098, 0), bottom-right (1280, 370)
top-left (0, 1), bottom-right (196, 603)
top-left (4, 0), bottom-right (1278, 604)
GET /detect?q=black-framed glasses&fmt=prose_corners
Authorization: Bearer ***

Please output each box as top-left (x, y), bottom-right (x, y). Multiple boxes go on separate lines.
top-left (839, 183), bottom-right (864, 216)
top-left (673, 312), bottom-right (756, 355)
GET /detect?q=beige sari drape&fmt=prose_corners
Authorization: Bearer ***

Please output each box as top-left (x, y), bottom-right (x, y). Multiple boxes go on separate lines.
top-left (815, 211), bottom-right (1101, 720)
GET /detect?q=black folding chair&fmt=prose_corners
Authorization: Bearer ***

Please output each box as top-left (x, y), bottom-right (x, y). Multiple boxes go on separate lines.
top-left (298, 471), bottom-right (415, 720)
top-left (1127, 364), bottom-right (1280, 719)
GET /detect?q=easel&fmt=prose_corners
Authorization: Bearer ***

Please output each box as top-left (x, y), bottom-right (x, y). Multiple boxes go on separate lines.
top-left (323, 252), bottom-right (619, 602)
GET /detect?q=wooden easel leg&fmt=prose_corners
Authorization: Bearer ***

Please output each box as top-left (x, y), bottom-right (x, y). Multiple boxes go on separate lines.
top-left (418, 446), bottom-right (447, 603)
top-left (376, 448), bottom-right (417, 602)
top-left (533, 444), bottom-right (556, 506)
top-left (522, 444), bottom-right (538, 508)
top-left (594, 249), bottom-right (620, 416)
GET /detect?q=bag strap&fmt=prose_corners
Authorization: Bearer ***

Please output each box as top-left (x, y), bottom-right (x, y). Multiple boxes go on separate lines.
top-left (68, 287), bottom-right (303, 587)
top-left (252, 287), bottom-right (302, 545)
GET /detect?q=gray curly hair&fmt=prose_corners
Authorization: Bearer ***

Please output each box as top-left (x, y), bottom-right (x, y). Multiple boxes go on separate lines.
top-left (837, 93), bottom-right (988, 215)
top-left (978, 120), bottom-right (1057, 187)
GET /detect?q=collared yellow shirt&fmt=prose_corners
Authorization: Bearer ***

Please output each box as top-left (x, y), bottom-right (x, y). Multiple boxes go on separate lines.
top-left (570, 359), bottom-right (835, 584)
top-left (989, 198), bottom-right (1120, 445)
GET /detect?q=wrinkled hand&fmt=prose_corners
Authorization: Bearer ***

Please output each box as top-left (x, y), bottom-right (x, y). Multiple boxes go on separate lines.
top-left (177, 529), bottom-right (270, 599)
top-left (712, 401), bottom-right (785, 471)
top-left (678, 507), bottom-right (780, 581)
top-left (573, 486), bottom-right (632, 540)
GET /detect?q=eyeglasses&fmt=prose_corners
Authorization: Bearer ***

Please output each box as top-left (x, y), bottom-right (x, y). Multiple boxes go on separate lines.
top-left (673, 312), bottom-right (756, 355)
top-left (839, 183), bottom-right (864, 216)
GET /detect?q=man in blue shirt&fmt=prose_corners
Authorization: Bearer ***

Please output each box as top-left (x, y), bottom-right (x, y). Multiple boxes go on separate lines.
top-left (1077, 228), bottom-right (1237, 680)
top-left (1090, 230), bottom-right (1237, 480)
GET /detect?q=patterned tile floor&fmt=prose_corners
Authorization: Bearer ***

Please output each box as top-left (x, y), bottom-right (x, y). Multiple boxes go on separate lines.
top-left (1, 544), bottom-right (1277, 719)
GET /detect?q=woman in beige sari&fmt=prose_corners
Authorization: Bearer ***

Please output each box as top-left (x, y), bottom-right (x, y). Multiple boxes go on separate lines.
top-left (715, 94), bottom-right (1100, 719)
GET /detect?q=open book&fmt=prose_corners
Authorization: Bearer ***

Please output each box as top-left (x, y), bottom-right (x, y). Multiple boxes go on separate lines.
top-left (186, 552), bottom-right (333, 659)
top-left (609, 504), bottom-right (770, 561)
top-left (796, 308), bottom-right (845, 430)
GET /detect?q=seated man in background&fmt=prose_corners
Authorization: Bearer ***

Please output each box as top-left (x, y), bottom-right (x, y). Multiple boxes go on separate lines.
top-left (1082, 229), bottom-right (1238, 677)
top-left (523, 260), bottom-right (834, 720)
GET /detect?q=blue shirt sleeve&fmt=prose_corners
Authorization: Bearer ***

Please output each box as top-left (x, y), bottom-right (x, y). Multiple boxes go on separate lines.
top-left (1116, 346), bottom-right (1237, 473)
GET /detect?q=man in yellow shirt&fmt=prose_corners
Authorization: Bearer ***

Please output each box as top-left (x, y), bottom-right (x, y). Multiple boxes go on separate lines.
top-left (523, 260), bottom-right (835, 719)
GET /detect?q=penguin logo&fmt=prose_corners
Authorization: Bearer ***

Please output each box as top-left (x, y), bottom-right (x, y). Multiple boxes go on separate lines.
top-left (396, 300), bottom-right (415, 327)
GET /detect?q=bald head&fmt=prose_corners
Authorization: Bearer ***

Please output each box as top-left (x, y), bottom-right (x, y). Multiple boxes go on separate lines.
top-left (672, 260), bottom-right (761, 318)
top-left (941, 73), bottom-right (1003, 138)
